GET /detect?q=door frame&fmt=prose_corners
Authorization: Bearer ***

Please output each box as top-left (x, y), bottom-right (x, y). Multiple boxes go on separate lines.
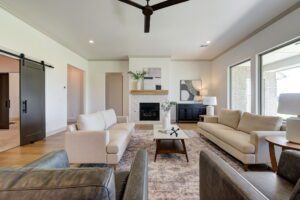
top-left (67, 64), bottom-right (85, 122)
top-left (105, 72), bottom-right (123, 115)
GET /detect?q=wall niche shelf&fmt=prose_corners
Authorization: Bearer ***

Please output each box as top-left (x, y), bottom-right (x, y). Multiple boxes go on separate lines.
top-left (130, 90), bottom-right (168, 95)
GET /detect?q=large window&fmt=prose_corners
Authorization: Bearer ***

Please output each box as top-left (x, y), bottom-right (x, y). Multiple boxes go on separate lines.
top-left (260, 40), bottom-right (300, 117)
top-left (230, 60), bottom-right (251, 112)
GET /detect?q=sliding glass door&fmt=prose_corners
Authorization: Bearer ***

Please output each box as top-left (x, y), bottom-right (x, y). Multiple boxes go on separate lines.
top-left (229, 60), bottom-right (251, 112)
top-left (260, 39), bottom-right (300, 118)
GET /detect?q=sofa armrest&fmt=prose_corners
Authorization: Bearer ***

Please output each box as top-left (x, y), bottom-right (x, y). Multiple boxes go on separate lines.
top-left (65, 130), bottom-right (109, 164)
top-left (250, 131), bottom-right (286, 163)
top-left (0, 168), bottom-right (116, 200)
top-left (203, 116), bottom-right (218, 123)
top-left (200, 150), bottom-right (268, 200)
top-left (277, 150), bottom-right (300, 184)
top-left (117, 116), bottom-right (129, 123)
top-left (290, 178), bottom-right (300, 200)
top-left (123, 150), bottom-right (148, 200)
top-left (23, 150), bottom-right (69, 169)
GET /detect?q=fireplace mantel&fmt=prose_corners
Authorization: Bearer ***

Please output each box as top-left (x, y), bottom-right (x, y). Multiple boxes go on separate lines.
top-left (130, 90), bottom-right (168, 95)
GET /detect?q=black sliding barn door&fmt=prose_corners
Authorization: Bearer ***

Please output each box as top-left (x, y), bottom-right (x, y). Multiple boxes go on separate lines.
top-left (20, 59), bottom-right (45, 145)
top-left (0, 73), bottom-right (9, 129)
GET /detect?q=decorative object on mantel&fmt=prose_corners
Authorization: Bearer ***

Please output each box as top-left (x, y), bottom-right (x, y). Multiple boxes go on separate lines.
top-left (277, 93), bottom-right (300, 144)
top-left (180, 80), bottom-right (202, 101)
top-left (130, 90), bottom-right (168, 95)
top-left (128, 70), bottom-right (146, 90)
top-left (203, 96), bottom-right (217, 116)
top-left (143, 68), bottom-right (162, 90)
top-left (161, 101), bottom-right (176, 130)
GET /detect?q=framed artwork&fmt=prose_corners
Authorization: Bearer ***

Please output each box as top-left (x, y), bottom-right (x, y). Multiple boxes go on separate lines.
top-left (180, 80), bottom-right (202, 101)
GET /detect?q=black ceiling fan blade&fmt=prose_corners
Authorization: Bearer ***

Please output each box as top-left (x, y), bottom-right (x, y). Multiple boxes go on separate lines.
top-left (144, 15), bottom-right (151, 33)
top-left (118, 0), bottom-right (144, 9)
top-left (152, 0), bottom-right (189, 11)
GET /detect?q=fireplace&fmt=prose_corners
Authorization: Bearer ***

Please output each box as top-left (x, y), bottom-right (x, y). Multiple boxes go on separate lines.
top-left (140, 103), bottom-right (160, 121)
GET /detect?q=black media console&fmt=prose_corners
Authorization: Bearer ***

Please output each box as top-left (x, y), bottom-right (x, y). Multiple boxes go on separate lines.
top-left (176, 103), bottom-right (206, 123)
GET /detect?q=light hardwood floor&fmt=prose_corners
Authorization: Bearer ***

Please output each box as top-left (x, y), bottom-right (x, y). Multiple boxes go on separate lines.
top-left (0, 123), bottom-right (198, 168)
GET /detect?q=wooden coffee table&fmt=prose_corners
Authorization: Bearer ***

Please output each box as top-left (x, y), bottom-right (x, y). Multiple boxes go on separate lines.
top-left (265, 136), bottom-right (300, 172)
top-left (153, 124), bottom-right (189, 162)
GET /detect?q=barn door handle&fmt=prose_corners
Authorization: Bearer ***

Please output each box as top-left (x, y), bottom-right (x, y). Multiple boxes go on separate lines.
top-left (5, 100), bottom-right (10, 108)
top-left (22, 100), bottom-right (27, 113)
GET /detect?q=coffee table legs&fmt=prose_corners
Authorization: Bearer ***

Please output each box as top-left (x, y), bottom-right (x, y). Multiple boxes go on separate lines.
top-left (154, 139), bottom-right (188, 162)
top-left (268, 143), bottom-right (278, 172)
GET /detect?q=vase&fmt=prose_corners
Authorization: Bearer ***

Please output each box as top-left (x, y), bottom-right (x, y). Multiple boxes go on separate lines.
top-left (163, 111), bottom-right (171, 130)
top-left (136, 80), bottom-right (142, 90)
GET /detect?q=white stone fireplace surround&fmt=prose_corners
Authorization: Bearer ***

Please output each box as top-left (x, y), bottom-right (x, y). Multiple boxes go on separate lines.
top-left (130, 94), bottom-right (169, 123)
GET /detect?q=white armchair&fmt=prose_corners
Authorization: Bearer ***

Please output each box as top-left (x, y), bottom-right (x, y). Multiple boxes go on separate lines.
top-left (65, 109), bottom-right (135, 165)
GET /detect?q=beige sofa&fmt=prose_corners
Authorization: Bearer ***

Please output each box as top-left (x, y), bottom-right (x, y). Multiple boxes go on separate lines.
top-left (65, 109), bottom-right (135, 165)
top-left (197, 109), bottom-right (285, 169)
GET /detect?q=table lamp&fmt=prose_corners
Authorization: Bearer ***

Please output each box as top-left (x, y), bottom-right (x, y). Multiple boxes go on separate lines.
top-left (277, 93), bottom-right (300, 144)
top-left (203, 96), bottom-right (217, 116)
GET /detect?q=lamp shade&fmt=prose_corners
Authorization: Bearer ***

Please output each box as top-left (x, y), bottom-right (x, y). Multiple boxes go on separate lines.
top-left (203, 96), bottom-right (217, 106)
top-left (277, 93), bottom-right (300, 115)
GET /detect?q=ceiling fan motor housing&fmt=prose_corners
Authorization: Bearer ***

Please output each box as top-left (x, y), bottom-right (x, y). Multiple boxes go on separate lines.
top-left (143, 6), bottom-right (153, 16)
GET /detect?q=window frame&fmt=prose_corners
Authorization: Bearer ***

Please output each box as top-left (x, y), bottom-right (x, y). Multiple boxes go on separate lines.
top-left (229, 59), bottom-right (251, 111)
top-left (258, 37), bottom-right (300, 115)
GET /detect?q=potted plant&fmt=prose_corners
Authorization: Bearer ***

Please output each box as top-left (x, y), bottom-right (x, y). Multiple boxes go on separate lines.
top-left (161, 101), bottom-right (177, 130)
top-left (128, 70), bottom-right (146, 90)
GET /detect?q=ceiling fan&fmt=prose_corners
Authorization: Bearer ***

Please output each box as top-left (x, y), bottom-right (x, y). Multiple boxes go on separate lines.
top-left (118, 0), bottom-right (189, 33)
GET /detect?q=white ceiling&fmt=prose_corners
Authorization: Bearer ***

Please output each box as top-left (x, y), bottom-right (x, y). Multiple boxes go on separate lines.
top-left (0, 0), bottom-right (298, 60)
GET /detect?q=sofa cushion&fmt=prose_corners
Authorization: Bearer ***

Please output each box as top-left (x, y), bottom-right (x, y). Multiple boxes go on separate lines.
top-left (198, 122), bottom-right (255, 154)
top-left (107, 130), bottom-right (130, 154)
top-left (243, 172), bottom-right (294, 200)
top-left (109, 123), bottom-right (135, 133)
top-left (102, 109), bottom-right (117, 129)
top-left (218, 109), bottom-right (242, 129)
top-left (77, 112), bottom-right (105, 131)
top-left (237, 112), bottom-right (283, 134)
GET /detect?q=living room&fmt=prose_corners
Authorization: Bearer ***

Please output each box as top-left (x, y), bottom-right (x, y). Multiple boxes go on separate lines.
top-left (0, 0), bottom-right (300, 199)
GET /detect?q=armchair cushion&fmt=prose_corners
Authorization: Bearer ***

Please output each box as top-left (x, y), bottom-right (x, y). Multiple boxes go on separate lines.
top-left (219, 109), bottom-right (242, 129)
top-left (102, 109), bottom-right (117, 129)
top-left (277, 150), bottom-right (300, 184)
top-left (77, 112), bottom-right (105, 131)
top-left (115, 171), bottom-right (130, 200)
top-left (238, 112), bottom-right (283, 134)
top-left (290, 179), bottom-right (300, 200)
top-left (243, 172), bottom-right (294, 200)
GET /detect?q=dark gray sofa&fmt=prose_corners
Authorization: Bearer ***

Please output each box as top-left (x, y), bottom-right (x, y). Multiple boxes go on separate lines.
top-left (200, 149), bottom-right (300, 200)
top-left (0, 149), bottom-right (148, 200)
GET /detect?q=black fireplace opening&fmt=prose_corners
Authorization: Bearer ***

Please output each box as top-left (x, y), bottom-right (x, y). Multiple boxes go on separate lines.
top-left (140, 103), bottom-right (160, 121)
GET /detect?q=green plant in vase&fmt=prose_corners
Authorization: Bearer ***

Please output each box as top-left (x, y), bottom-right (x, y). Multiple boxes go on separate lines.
top-left (128, 70), bottom-right (146, 90)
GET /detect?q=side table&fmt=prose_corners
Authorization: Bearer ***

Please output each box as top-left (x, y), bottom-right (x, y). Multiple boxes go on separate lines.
top-left (265, 136), bottom-right (300, 172)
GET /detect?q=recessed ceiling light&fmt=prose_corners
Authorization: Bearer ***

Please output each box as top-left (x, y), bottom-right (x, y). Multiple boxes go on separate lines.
top-left (89, 40), bottom-right (95, 44)
top-left (206, 41), bottom-right (211, 44)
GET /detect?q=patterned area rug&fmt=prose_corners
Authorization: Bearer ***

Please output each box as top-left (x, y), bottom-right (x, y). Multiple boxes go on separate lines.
top-left (117, 129), bottom-right (244, 200)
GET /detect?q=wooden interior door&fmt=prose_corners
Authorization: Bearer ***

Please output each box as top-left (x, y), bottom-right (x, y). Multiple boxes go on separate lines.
top-left (20, 59), bottom-right (45, 145)
top-left (106, 73), bottom-right (123, 115)
top-left (0, 73), bottom-right (9, 129)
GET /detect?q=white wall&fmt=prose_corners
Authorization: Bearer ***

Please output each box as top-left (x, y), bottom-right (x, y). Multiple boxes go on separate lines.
top-left (211, 7), bottom-right (300, 114)
top-left (87, 61), bottom-right (129, 115)
top-left (0, 7), bottom-right (88, 136)
top-left (169, 61), bottom-right (211, 102)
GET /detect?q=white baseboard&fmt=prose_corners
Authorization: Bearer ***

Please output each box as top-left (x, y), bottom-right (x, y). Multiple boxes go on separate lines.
top-left (46, 127), bottom-right (67, 137)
